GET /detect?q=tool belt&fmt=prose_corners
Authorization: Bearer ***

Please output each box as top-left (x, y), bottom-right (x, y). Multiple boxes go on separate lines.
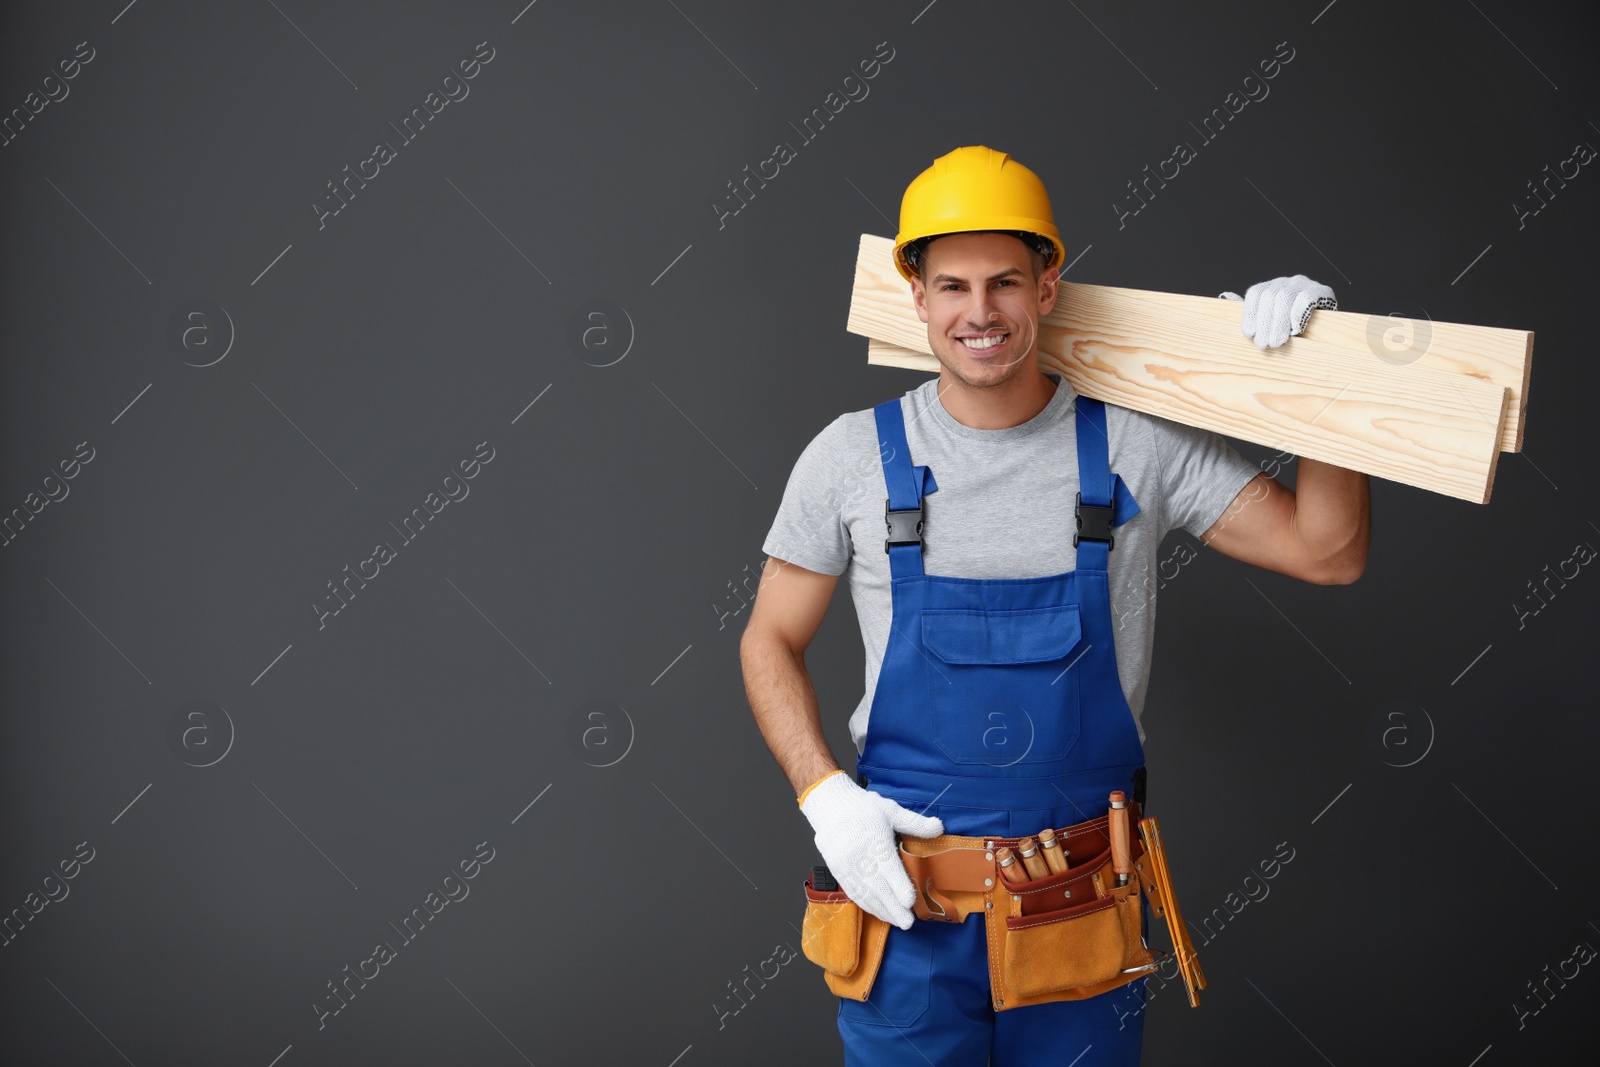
top-left (799, 801), bottom-right (1207, 1012)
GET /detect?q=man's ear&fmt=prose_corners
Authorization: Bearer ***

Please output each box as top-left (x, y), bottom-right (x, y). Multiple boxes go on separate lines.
top-left (1036, 267), bottom-right (1060, 317)
top-left (910, 276), bottom-right (930, 323)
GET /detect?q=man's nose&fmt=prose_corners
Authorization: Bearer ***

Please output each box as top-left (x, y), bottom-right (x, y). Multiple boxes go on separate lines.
top-left (964, 301), bottom-right (1002, 331)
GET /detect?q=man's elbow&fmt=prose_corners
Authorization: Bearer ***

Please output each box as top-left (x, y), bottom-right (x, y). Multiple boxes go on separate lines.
top-left (1321, 560), bottom-right (1365, 585)
top-left (738, 624), bottom-right (769, 667)
top-left (740, 624), bottom-right (802, 666)
top-left (1310, 545), bottom-right (1367, 585)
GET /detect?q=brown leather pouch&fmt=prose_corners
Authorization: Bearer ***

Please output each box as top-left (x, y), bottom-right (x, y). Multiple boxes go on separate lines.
top-left (992, 848), bottom-right (1154, 1004)
top-left (798, 874), bottom-right (890, 1001)
top-left (897, 811), bottom-right (1160, 1011)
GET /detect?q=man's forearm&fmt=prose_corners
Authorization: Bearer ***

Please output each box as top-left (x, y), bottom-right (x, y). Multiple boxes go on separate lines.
top-left (740, 637), bottom-right (842, 798)
top-left (1293, 456), bottom-right (1371, 582)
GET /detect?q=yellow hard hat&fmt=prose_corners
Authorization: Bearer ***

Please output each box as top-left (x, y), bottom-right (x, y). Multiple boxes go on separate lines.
top-left (892, 145), bottom-right (1065, 282)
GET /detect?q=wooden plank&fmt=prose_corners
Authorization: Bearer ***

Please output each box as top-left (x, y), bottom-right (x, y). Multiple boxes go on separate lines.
top-left (848, 234), bottom-right (1531, 504)
top-left (849, 234), bottom-right (1530, 453)
top-left (867, 335), bottom-right (1508, 505)
top-left (1122, 285), bottom-right (1533, 454)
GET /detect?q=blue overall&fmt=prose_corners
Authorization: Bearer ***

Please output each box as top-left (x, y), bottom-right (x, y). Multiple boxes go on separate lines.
top-left (838, 393), bottom-right (1149, 1066)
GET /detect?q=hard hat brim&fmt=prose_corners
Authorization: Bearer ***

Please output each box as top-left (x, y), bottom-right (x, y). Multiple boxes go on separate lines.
top-left (893, 218), bottom-right (1065, 282)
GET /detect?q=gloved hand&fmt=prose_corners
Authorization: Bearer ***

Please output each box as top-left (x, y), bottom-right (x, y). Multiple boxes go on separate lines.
top-left (798, 770), bottom-right (944, 930)
top-left (1219, 275), bottom-right (1338, 349)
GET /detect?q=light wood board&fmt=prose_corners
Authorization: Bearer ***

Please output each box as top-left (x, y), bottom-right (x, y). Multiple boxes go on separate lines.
top-left (848, 234), bottom-right (1534, 505)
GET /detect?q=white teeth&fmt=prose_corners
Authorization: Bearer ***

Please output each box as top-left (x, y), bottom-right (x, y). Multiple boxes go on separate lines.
top-left (961, 334), bottom-right (1006, 350)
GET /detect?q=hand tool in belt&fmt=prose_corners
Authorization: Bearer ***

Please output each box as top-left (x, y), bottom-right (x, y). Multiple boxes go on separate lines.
top-left (1136, 816), bottom-right (1207, 1006)
top-left (1109, 790), bottom-right (1132, 887)
top-left (1016, 837), bottom-right (1051, 880)
top-left (1036, 828), bottom-right (1069, 875)
top-left (995, 846), bottom-right (1026, 885)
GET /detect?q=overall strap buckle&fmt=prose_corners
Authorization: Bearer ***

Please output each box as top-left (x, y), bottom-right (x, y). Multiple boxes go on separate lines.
top-left (1073, 491), bottom-right (1115, 550)
top-left (884, 498), bottom-right (924, 553)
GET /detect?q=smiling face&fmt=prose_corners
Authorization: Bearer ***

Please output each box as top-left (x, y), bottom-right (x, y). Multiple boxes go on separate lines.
top-left (908, 231), bottom-right (1060, 391)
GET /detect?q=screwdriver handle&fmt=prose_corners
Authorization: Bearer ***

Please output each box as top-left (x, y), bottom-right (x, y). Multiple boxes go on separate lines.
top-left (1109, 790), bottom-right (1131, 887)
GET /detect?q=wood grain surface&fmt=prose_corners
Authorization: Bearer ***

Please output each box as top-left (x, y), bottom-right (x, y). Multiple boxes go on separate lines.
top-left (848, 234), bottom-right (1533, 504)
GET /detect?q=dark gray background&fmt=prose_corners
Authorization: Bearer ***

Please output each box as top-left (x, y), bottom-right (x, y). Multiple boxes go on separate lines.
top-left (2, 1), bottom-right (1596, 1064)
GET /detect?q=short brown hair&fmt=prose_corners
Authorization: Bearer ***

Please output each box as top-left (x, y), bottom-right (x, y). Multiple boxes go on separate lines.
top-left (905, 230), bottom-right (1053, 281)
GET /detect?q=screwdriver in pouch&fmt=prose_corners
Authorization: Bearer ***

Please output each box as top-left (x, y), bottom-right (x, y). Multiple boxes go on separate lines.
top-left (1037, 827), bottom-right (1069, 874)
top-left (1109, 791), bottom-right (1131, 887)
top-left (1016, 837), bottom-right (1051, 880)
top-left (995, 846), bottom-right (1028, 885)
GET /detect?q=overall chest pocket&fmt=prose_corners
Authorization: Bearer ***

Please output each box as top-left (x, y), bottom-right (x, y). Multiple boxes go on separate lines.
top-left (921, 603), bottom-right (1085, 765)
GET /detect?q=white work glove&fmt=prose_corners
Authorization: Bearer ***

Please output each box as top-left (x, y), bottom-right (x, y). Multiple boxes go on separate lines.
top-left (1219, 274), bottom-right (1338, 349)
top-left (799, 771), bottom-right (944, 930)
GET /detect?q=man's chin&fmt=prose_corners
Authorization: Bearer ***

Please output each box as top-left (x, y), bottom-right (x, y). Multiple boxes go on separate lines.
top-left (936, 349), bottom-right (1029, 387)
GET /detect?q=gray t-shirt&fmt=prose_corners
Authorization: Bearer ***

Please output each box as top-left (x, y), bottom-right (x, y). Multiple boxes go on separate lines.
top-left (761, 371), bottom-right (1261, 754)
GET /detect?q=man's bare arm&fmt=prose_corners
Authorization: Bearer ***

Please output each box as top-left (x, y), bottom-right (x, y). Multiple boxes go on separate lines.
top-left (739, 556), bottom-right (844, 798)
top-left (1201, 459), bottom-right (1370, 584)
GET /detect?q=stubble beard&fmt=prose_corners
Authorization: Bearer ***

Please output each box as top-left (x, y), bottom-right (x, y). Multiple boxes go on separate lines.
top-left (934, 320), bottom-right (1038, 392)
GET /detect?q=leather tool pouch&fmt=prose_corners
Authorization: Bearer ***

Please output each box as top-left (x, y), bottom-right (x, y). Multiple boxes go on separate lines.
top-left (900, 807), bottom-right (1163, 1012)
top-left (798, 871), bottom-right (891, 1001)
top-left (989, 842), bottom-right (1156, 1008)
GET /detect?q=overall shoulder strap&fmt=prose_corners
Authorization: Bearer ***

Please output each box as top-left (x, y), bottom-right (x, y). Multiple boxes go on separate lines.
top-left (874, 397), bottom-right (934, 579)
top-left (1073, 396), bottom-right (1141, 570)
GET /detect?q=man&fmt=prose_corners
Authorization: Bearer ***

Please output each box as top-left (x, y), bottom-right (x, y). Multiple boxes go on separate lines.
top-left (739, 146), bottom-right (1369, 1066)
